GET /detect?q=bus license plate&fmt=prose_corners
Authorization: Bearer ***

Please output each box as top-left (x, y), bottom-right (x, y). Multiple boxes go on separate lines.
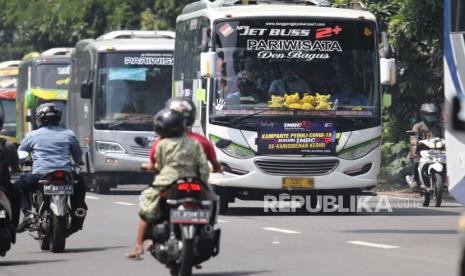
top-left (43, 185), bottom-right (74, 195)
top-left (170, 209), bottom-right (210, 224)
top-left (282, 177), bottom-right (314, 189)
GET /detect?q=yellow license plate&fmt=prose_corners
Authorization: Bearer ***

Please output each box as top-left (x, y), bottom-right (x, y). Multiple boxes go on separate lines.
top-left (282, 177), bottom-right (314, 189)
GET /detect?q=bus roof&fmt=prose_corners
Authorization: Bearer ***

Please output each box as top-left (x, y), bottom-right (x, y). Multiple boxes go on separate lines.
top-left (180, 1), bottom-right (376, 22)
top-left (0, 60), bottom-right (20, 69)
top-left (79, 37), bottom-right (175, 53)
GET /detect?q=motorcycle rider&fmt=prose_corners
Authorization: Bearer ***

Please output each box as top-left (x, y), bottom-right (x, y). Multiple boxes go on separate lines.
top-left (128, 107), bottom-right (209, 259)
top-left (408, 103), bottom-right (444, 190)
top-left (15, 103), bottom-right (87, 235)
top-left (0, 113), bottom-right (21, 230)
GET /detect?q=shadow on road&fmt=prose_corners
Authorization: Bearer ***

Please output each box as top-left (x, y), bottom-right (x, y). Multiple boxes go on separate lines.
top-left (196, 271), bottom-right (270, 276)
top-left (65, 245), bottom-right (126, 253)
top-left (0, 259), bottom-right (66, 266)
top-left (341, 229), bottom-right (458, 235)
top-left (224, 206), bottom-right (462, 217)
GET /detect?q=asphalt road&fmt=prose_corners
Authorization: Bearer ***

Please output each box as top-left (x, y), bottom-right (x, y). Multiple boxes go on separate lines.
top-left (0, 186), bottom-right (464, 276)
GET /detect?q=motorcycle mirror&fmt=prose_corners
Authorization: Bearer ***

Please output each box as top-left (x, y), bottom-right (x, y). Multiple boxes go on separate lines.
top-left (215, 139), bottom-right (232, 149)
top-left (17, 150), bottom-right (29, 160)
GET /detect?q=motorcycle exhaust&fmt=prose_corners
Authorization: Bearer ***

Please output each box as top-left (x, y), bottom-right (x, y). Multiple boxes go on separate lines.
top-left (74, 208), bottom-right (87, 218)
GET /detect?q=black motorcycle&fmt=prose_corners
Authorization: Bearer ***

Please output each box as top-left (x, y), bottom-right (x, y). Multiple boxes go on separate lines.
top-left (28, 170), bottom-right (86, 253)
top-left (149, 178), bottom-right (221, 276)
top-left (0, 186), bottom-right (15, 256)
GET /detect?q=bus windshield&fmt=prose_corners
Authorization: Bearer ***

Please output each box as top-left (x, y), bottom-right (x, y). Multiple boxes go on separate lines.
top-left (0, 75), bottom-right (17, 89)
top-left (36, 64), bottom-right (70, 90)
top-left (212, 18), bottom-right (379, 127)
top-left (94, 52), bottom-right (173, 131)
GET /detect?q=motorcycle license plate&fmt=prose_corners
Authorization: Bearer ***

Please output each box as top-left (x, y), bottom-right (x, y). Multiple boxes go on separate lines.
top-left (170, 209), bottom-right (210, 224)
top-left (43, 185), bottom-right (74, 195)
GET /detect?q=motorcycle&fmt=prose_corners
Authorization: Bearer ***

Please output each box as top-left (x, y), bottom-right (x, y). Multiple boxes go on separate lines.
top-left (149, 177), bottom-right (221, 276)
top-left (406, 136), bottom-right (447, 207)
top-left (0, 185), bottom-right (15, 256)
top-left (30, 170), bottom-right (86, 253)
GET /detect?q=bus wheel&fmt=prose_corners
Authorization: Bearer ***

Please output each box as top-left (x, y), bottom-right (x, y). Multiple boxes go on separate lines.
top-left (94, 181), bottom-right (111, 194)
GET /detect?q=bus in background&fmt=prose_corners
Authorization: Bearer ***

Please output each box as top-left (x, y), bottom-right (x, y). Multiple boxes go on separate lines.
top-left (16, 48), bottom-right (71, 142)
top-left (0, 61), bottom-right (19, 143)
top-left (69, 31), bottom-right (175, 194)
top-left (174, 0), bottom-right (396, 213)
top-left (444, 0), bottom-right (465, 205)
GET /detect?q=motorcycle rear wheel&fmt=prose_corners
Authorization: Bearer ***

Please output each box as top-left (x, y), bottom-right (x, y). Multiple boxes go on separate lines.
top-left (179, 238), bottom-right (194, 276)
top-left (50, 215), bottom-right (67, 253)
top-left (433, 173), bottom-right (444, 207)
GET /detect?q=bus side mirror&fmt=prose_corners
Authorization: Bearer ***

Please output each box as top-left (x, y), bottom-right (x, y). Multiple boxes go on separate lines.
top-left (380, 58), bottom-right (396, 85)
top-left (201, 27), bottom-right (210, 52)
top-left (379, 31), bottom-right (396, 86)
top-left (452, 96), bottom-right (465, 131)
top-left (80, 81), bottom-right (93, 99)
top-left (200, 52), bottom-right (217, 79)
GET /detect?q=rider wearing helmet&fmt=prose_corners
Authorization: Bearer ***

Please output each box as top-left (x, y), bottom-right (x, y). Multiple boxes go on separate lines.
top-left (163, 97), bottom-right (222, 172)
top-left (0, 113), bottom-right (21, 230)
top-left (408, 103), bottom-right (444, 189)
top-left (128, 107), bottom-right (209, 258)
top-left (16, 103), bottom-right (87, 234)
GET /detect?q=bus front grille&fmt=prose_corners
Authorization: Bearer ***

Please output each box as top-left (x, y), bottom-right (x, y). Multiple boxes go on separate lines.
top-left (130, 146), bottom-right (151, 158)
top-left (254, 159), bottom-right (339, 176)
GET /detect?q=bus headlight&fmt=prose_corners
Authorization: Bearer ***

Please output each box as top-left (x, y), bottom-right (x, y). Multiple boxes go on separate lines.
top-left (210, 135), bottom-right (255, 159)
top-left (95, 141), bottom-right (126, 154)
top-left (338, 137), bottom-right (380, 160)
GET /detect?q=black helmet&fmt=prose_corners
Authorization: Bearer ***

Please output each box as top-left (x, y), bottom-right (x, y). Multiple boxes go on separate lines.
top-left (420, 103), bottom-right (438, 124)
top-left (153, 108), bottom-right (186, 138)
top-left (35, 102), bottom-right (62, 128)
top-left (166, 97), bottom-right (196, 127)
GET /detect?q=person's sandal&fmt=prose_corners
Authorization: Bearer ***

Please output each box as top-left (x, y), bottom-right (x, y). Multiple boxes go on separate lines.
top-left (126, 249), bottom-right (144, 260)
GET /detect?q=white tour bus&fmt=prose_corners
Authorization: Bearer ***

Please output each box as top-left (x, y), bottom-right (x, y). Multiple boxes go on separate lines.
top-left (445, 0), bottom-right (465, 205)
top-left (68, 31), bottom-right (175, 193)
top-left (173, 0), bottom-right (396, 212)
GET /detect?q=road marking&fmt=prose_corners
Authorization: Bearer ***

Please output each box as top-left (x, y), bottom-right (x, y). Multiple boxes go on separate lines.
top-left (262, 227), bottom-right (301, 234)
top-left (86, 195), bottom-right (100, 200)
top-left (217, 219), bottom-right (228, 223)
top-left (347, 241), bottom-right (400, 249)
top-left (114, 201), bottom-right (136, 206)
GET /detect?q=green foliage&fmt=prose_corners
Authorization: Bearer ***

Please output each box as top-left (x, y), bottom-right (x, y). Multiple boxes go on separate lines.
top-left (0, 0), bottom-right (192, 60)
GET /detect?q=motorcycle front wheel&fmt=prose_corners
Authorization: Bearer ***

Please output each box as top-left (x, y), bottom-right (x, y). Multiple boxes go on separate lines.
top-left (433, 173), bottom-right (444, 207)
top-left (179, 238), bottom-right (194, 276)
top-left (50, 215), bottom-right (67, 253)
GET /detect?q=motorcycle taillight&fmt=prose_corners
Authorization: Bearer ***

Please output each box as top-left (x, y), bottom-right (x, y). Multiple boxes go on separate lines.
top-left (52, 171), bottom-right (66, 184)
top-left (177, 183), bottom-right (202, 192)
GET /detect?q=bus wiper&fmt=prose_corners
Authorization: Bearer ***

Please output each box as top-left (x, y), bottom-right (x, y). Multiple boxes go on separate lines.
top-left (230, 109), bottom-right (270, 126)
top-left (108, 115), bottom-right (150, 129)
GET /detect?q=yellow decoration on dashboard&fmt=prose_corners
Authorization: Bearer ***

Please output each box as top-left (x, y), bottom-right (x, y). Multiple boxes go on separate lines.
top-left (269, 95), bottom-right (284, 108)
top-left (314, 93), bottom-right (332, 110)
top-left (284, 93), bottom-right (300, 105)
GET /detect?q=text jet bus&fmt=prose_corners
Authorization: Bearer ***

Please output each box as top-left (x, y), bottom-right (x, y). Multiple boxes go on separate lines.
top-left (69, 31), bottom-right (175, 193)
top-left (174, 0), bottom-right (396, 213)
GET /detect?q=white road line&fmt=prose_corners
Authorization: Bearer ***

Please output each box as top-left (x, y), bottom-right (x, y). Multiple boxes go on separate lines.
top-left (347, 241), bottom-right (400, 249)
top-left (217, 219), bottom-right (228, 223)
top-left (262, 227), bottom-right (301, 234)
top-left (86, 195), bottom-right (100, 200)
top-left (114, 201), bottom-right (136, 206)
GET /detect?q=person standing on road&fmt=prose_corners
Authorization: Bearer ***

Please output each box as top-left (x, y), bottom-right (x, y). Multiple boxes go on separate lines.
top-left (15, 103), bottom-right (87, 235)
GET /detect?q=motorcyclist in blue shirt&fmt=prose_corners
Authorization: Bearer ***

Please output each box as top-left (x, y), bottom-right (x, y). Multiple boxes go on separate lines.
top-left (16, 103), bottom-right (87, 235)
